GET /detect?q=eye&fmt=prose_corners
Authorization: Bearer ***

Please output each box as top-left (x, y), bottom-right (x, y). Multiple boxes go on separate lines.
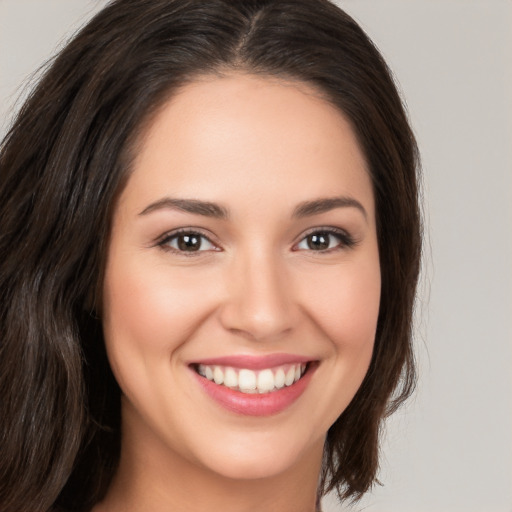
top-left (295, 229), bottom-right (354, 252)
top-left (158, 230), bottom-right (218, 254)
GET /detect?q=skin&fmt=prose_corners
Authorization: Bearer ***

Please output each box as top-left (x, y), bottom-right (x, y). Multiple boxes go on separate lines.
top-left (95, 73), bottom-right (381, 512)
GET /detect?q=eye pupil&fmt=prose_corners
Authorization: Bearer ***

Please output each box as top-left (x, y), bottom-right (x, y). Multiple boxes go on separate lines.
top-left (307, 233), bottom-right (330, 250)
top-left (177, 234), bottom-right (201, 251)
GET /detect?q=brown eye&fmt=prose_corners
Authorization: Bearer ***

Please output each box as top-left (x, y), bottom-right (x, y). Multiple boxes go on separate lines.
top-left (177, 234), bottom-right (202, 251)
top-left (160, 231), bottom-right (217, 253)
top-left (306, 233), bottom-right (331, 250)
top-left (295, 229), bottom-right (355, 252)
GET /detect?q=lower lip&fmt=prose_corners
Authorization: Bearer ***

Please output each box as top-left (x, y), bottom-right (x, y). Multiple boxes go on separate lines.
top-left (191, 365), bottom-right (316, 416)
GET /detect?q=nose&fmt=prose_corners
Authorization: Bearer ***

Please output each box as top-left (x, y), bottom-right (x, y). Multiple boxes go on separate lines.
top-left (219, 248), bottom-right (298, 342)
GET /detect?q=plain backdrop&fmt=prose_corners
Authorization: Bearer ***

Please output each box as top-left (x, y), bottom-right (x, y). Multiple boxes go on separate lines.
top-left (1, 1), bottom-right (511, 511)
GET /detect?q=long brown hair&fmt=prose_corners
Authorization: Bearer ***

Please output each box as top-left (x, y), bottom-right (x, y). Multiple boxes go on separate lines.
top-left (0, 1), bottom-right (421, 510)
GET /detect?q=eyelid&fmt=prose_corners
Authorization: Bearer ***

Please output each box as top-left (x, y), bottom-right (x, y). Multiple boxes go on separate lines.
top-left (292, 226), bottom-right (357, 252)
top-left (154, 225), bottom-right (357, 255)
top-left (155, 227), bottom-right (221, 254)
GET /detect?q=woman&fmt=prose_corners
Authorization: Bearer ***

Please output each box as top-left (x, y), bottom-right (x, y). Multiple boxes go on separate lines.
top-left (0, 1), bottom-right (421, 511)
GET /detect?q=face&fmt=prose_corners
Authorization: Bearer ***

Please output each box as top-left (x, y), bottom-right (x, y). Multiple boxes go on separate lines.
top-left (102, 74), bottom-right (381, 482)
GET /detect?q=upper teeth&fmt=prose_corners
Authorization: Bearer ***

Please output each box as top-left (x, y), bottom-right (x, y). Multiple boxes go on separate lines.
top-left (197, 363), bottom-right (306, 394)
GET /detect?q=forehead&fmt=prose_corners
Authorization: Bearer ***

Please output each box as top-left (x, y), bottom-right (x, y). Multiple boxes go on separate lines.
top-left (122, 73), bottom-right (374, 220)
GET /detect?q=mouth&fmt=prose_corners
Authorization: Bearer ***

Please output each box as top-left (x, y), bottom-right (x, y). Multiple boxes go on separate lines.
top-left (188, 356), bottom-right (318, 416)
top-left (192, 362), bottom-right (309, 394)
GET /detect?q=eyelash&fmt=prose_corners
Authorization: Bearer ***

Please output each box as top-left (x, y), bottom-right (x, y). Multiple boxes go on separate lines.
top-left (294, 227), bottom-right (357, 253)
top-left (156, 228), bottom-right (219, 257)
top-left (156, 227), bottom-right (356, 256)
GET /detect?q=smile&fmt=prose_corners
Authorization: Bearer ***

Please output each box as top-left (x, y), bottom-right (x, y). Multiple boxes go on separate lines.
top-left (195, 363), bottom-right (307, 394)
top-left (189, 355), bottom-right (317, 416)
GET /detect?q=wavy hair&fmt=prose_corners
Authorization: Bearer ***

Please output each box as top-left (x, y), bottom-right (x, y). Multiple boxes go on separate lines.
top-left (0, 1), bottom-right (421, 510)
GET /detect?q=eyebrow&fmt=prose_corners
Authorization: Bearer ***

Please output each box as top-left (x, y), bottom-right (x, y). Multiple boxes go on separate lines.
top-left (139, 198), bottom-right (229, 219)
top-left (292, 196), bottom-right (368, 221)
top-left (138, 195), bottom-right (367, 221)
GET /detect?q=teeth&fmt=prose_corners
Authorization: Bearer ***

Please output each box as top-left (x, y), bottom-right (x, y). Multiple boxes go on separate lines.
top-left (285, 366), bottom-right (295, 386)
top-left (257, 369), bottom-right (274, 394)
top-left (238, 369), bottom-right (257, 391)
top-left (224, 367), bottom-right (238, 388)
top-left (274, 368), bottom-right (285, 389)
top-left (196, 362), bottom-right (307, 394)
top-left (213, 366), bottom-right (224, 385)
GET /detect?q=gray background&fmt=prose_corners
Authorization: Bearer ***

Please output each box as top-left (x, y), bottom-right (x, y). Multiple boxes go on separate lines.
top-left (1, 1), bottom-right (510, 511)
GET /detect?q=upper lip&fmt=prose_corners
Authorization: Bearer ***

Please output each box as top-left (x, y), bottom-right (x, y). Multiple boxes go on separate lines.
top-left (189, 353), bottom-right (315, 370)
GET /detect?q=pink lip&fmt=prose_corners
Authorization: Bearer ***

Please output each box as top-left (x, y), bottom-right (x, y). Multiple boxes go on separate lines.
top-left (190, 353), bottom-right (312, 370)
top-left (190, 360), bottom-right (317, 417)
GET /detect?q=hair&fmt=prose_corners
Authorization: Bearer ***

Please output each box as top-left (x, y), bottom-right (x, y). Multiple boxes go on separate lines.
top-left (0, 1), bottom-right (421, 511)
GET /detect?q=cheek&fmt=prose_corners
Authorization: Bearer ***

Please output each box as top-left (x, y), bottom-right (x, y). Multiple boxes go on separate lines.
top-left (102, 267), bottom-right (171, 355)
top-left (101, 257), bottom-right (219, 423)
top-left (299, 258), bottom-right (380, 428)
top-left (101, 256), bottom-right (219, 363)
top-left (304, 258), bottom-right (381, 352)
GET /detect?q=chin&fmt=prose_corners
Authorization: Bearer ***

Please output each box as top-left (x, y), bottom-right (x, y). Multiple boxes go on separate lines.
top-left (188, 427), bottom-right (324, 482)
top-left (205, 453), bottom-right (294, 481)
